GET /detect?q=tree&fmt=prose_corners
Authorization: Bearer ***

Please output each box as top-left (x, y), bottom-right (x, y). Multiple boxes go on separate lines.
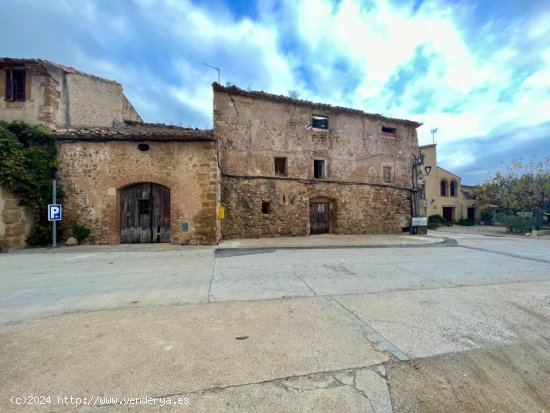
top-left (478, 158), bottom-right (550, 227)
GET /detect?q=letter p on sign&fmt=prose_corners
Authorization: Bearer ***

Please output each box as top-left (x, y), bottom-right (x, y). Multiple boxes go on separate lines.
top-left (48, 204), bottom-right (62, 221)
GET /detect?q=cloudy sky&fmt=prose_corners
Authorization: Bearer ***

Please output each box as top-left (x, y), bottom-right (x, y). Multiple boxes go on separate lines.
top-left (2, 0), bottom-right (549, 183)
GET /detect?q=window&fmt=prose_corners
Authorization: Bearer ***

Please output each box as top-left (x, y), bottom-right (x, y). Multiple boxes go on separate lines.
top-left (314, 159), bottom-right (327, 179)
top-left (383, 166), bottom-right (392, 183)
top-left (450, 180), bottom-right (457, 197)
top-left (312, 115), bottom-right (328, 129)
top-left (440, 180), bottom-right (447, 196)
top-left (137, 143), bottom-right (150, 152)
top-left (5, 68), bottom-right (26, 102)
top-left (274, 157), bottom-right (287, 176)
top-left (261, 202), bottom-right (271, 214)
top-left (138, 199), bottom-right (150, 215)
top-left (381, 126), bottom-right (396, 135)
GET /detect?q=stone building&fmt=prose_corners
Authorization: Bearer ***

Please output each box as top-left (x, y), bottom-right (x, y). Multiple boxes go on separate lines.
top-left (2, 57), bottom-right (426, 249)
top-left (419, 144), bottom-right (479, 223)
top-left (214, 83), bottom-right (422, 238)
top-left (1, 58), bottom-right (143, 250)
top-left (0, 57), bottom-right (141, 128)
top-left (55, 122), bottom-right (220, 246)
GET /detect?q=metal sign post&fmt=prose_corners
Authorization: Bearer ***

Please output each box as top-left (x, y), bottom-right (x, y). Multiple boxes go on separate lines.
top-left (52, 179), bottom-right (57, 248)
top-left (48, 178), bottom-right (62, 247)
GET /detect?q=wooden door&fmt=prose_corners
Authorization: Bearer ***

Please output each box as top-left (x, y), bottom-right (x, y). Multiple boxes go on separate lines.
top-left (467, 207), bottom-right (475, 221)
top-left (310, 202), bottom-right (330, 234)
top-left (120, 183), bottom-right (170, 243)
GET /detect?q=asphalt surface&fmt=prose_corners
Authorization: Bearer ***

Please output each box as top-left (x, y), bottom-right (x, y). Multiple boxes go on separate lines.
top-left (1, 232), bottom-right (549, 412)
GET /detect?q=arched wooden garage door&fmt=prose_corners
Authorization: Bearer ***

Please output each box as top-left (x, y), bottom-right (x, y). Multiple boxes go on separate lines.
top-left (120, 183), bottom-right (170, 243)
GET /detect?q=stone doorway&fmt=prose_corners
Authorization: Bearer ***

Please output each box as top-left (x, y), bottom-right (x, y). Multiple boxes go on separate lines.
top-left (310, 201), bottom-right (330, 234)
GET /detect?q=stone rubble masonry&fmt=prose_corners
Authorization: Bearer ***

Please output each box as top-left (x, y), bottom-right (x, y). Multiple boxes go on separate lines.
top-left (222, 177), bottom-right (412, 238)
top-left (0, 187), bottom-right (34, 251)
top-left (213, 84), bottom-right (420, 239)
top-left (56, 140), bottom-right (220, 246)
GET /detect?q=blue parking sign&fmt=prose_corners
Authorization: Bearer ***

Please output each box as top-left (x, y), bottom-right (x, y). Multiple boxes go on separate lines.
top-left (48, 204), bottom-right (62, 221)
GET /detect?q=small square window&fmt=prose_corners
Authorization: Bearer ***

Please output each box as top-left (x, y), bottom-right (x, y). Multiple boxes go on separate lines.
top-left (312, 115), bottom-right (328, 129)
top-left (383, 166), bottom-right (392, 183)
top-left (262, 202), bottom-right (271, 214)
top-left (274, 157), bottom-right (287, 176)
top-left (138, 199), bottom-right (150, 215)
top-left (5, 69), bottom-right (26, 102)
top-left (381, 126), bottom-right (396, 135)
top-left (314, 159), bottom-right (327, 179)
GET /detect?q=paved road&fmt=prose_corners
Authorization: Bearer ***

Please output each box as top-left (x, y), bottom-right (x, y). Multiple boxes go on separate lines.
top-left (0, 233), bottom-right (549, 412)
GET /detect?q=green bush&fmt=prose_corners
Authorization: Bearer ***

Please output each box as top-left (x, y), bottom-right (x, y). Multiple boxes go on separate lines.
top-left (72, 225), bottom-right (91, 243)
top-left (456, 218), bottom-right (475, 226)
top-left (480, 208), bottom-right (494, 222)
top-left (427, 215), bottom-right (445, 229)
top-left (428, 214), bottom-right (445, 224)
top-left (496, 213), bottom-right (534, 232)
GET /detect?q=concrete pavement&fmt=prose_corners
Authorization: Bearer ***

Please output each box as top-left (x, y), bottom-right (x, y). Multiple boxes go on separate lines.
top-left (1, 232), bottom-right (549, 412)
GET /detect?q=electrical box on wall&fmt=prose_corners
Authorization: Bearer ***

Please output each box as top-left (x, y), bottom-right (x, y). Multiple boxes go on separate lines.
top-left (181, 222), bottom-right (189, 232)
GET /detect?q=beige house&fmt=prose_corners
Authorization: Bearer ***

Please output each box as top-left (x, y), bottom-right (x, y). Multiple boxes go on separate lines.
top-left (420, 144), bottom-right (479, 223)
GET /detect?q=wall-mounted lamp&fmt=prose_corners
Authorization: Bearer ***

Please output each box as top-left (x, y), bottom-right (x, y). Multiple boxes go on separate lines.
top-left (424, 166), bottom-right (432, 175)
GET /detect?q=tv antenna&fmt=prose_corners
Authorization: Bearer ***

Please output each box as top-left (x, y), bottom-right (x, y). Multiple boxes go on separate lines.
top-left (430, 128), bottom-right (438, 144)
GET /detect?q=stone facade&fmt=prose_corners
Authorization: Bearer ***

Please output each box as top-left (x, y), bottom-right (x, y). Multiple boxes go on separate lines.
top-left (1, 58), bottom-right (144, 249)
top-left (214, 84), bottom-right (421, 238)
top-left (0, 58), bottom-right (141, 128)
top-left (420, 144), bottom-right (480, 223)
top-left (0, 187), bottom-right (33, 251)
top-left (56, 124), bottom-right (220, 245)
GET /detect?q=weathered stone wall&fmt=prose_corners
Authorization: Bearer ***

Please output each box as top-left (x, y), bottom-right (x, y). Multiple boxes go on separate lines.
top-left (0, 187), bottom-right (34, 251)
top-left (66, 74), bottom-right (126, 128)
top-left (214, 86), bottom-right (419, 238)
top-left (222, 178), bottom-right (411, 238)
top-left (57, 140), bottom-right (220, 245)
top-left (1, 60), bottom-right (141, 129)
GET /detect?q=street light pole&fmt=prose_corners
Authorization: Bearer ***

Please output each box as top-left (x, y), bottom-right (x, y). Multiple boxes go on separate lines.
top-left (202, 62), bottom-right (221, 84)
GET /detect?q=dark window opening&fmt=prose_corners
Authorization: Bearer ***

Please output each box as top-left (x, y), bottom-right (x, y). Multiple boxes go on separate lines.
top-left (138, 199), bottom-right (150, 215)
top-left (137, 143), bottom-right (150, 151)
top-left (382, 126), bottom-right (396, 135)
top-left (274, 157), bottom-right (287, 176)
top-left (5, 69), bottom-right (26, 102)
top-left (312, 115), bottom-right (328, 129)
top-left (440, 180), bottom-right (447, 196)
top-left (262, 202), bottom-right (271, 214)
top-left (314, 159), bottom-right (327, 179)
top-left (383, 166), bottom-right (392, 183)
top-left (450, 180), bottom-right (457, 197)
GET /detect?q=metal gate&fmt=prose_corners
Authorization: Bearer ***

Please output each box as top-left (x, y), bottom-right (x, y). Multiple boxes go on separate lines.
top-left (310, 202), bottom-right (330, 234)
top-left (120, 182), bottom-right (170, 243)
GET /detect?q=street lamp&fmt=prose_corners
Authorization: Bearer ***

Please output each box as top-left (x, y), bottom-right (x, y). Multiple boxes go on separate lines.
top-left (424, 165), bottom-right (432, 175)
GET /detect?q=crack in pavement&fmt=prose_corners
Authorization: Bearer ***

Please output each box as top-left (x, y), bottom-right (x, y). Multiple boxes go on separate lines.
top-left (92, 365), bottom-right (390, 408)
top-left (326, 296), bottom-right (410, 362)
